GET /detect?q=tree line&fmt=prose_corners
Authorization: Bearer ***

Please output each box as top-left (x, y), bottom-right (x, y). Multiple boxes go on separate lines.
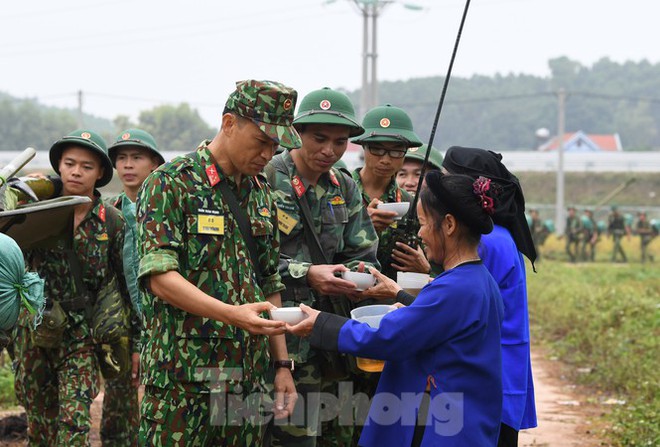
top-left (2, 57), bottom-right (660, 153)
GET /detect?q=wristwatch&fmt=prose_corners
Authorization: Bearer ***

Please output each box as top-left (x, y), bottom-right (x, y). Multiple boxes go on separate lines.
top-left (273, 359), bottom-right (295, 372)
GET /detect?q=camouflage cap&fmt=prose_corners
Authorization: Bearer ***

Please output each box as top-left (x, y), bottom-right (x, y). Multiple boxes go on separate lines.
top-left (49, 129), bottom-right (113, 187)
top-left (225, 79), bottom-right (302, 149)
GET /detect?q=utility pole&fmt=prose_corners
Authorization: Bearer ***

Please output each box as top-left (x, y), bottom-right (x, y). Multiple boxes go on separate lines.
top-left (328, 0), bottom-right (423, 117)
top-left (555, 87), bottom-right (566, 235)
top-left (360, 6), bottom-right (370, 118)
top-left (370, 3), bottom-right (378, 110)
top-left (77, 90), bottom-right (84, 128)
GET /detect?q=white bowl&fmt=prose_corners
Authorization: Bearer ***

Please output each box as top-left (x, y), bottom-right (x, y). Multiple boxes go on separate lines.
top-left (341, 271), bottom-right (376, 291)
top-left (396, 272), bottom-right (431, 288)
top-left (269, 307), bottom-right (307, 325)
top-left (377, 202), bottom-right (411, 220)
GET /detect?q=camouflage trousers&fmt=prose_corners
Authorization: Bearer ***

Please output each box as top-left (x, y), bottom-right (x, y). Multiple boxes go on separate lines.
top-left (611, 234), bottom-right (627, 262)
top-left (101, 366), bottom-right (139, 446)
top-left (12, 325), bottom-right (100, 447)
top-left (139, 382), bottom-right (266, 447)
top-left (266, 356), bottom-right (370, 447)
top-left (268, 359), bottom-right (323, 447)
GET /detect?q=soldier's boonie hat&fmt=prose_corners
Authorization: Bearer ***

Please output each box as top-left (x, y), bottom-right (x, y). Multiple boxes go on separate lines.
top-left (225, 79), bottom-right (302, 149)
top-left (293, 87), bottom-right (364, 138)
top-left (352, 104), bottom-right (423, 147)
top-left (108, 128), bottom-right (165, 166)
top-left (404, 144), bottom-right (444, 170)
top-left (49, 129), bottom-right (113, 187)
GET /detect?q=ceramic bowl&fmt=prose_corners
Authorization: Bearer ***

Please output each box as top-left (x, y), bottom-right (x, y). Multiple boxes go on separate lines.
top-left (269, 307), bottom-right (307, 325)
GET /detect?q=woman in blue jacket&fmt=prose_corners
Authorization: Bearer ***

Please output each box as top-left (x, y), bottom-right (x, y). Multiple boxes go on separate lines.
top-left (288, 172), bottom-right (504, 446)
top-left (443, 146), bottom-right (538, 447)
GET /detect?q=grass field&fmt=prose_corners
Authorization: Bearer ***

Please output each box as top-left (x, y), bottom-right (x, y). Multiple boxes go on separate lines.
top-left (528, 236), bottom-right (659, 446)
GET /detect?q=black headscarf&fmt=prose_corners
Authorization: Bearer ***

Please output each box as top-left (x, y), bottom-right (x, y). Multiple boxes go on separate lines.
top-left (442, 146), bottom-right (537, 269)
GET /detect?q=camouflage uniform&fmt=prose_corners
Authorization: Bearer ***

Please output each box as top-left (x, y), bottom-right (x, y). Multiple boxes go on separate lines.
top-left (137, 141), bottom-right (285, 446)
top-left (13, 195), bottom-right (128, 447)
top-left (636, 216), bottom-right (655, 263)
top-left (564, 212), bottom-right (581, 262)
top-left (580, 212), bottom-right (597, 262)
top-left (352, 167), bottom-right (411, 280)
top-left (265, 150), bottom-right (379, 447)
top-left (101, 192), bottom-right (142, 447)
top-left (608, 211), bottom-right (628, 262)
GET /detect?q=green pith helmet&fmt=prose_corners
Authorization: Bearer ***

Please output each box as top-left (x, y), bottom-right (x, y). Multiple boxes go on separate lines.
top-left (352, 104), bottom-right (423, 147)
top-left (404, 144), bottom-right (443, 170)
top-left (293, 87), bottom-right (364, 137)
top-left (333, 159), bottom-right (348, 170)
top-left (108, 128), bottom-right (165, 167)
top-left (49, 129), bottom-right (113, 187)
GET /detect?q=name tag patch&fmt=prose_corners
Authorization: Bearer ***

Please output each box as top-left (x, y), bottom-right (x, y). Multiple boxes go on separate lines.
top-left (197, 208), bottom-right (224, 235)
top-left (277, 207), bottom-right (299, 235)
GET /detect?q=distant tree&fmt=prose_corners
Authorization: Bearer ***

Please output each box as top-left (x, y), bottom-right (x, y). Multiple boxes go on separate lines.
top-left (0, 99), bottom-right (77, 151)
top-left (137, 103), bottom-right (214, 152)
top-left (113, 115), bottom-right (136, 132)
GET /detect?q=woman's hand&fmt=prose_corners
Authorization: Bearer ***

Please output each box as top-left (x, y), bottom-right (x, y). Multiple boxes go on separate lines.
top-left (392, 242), bottom-right (431, 274)
top-left (286, 304), bottom-right (321, 337)
top-left (361, 268), bottom-right (402, 300)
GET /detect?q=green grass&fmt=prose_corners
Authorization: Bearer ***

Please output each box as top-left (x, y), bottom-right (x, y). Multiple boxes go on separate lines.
top-left (528, 257), bottom-right (660, 446)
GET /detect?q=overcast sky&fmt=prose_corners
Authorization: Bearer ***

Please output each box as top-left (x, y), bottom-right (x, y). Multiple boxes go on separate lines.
top-left (2, 0), bottom-right (658, 126)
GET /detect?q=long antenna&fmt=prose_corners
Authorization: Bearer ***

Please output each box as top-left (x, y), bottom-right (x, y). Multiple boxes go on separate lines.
top-left (408, 0), bottom-right (472, 216)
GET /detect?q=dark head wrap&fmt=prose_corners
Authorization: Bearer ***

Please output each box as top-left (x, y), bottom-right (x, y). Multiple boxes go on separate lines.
top-left (424, 171), bottom-right (494, 235)
top-left (442, 146), bottom-right (537, 268)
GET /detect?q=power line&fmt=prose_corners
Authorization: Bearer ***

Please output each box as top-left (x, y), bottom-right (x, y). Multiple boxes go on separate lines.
top-left (4, 4), bottom-right (321, 51)
top-left (0, 10), bottom-right (346, 57)
top-left (0, 0), bottom-right (132, 21)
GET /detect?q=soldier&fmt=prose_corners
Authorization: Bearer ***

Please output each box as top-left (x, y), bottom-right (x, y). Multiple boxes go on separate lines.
top-left (13, 129), bottom-right (132, 446)
top-left (136, 80), bottom-right (297, 445)
top-left (528, 209), bottom-right (544, 258)
top-left (103, 129), bottom-right (165, 446)
top-left (608, 205), bottom-right (630, 262)
top-left (395, 143), bottom-right (443, 196)
top-left (263, 87), bottom-right (379, 447)
top-left (635, 211), bottom-right (655, 263)
top-left (351, 104), bottom-right (425, 279)
top-left (580, 209), bottom-right (598, 262)
top-left (564, 206), bottom-right (581, 262)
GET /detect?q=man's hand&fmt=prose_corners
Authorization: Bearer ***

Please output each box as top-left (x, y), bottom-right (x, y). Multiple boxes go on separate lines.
top-left (366, 199), bottom-right (398, 232)
top-left (307, 264), bottom-right (358, 296)
top-left (225, 302), bottom-right (286, 336)
top-left (286, 304), bottom-right (321, 338)
top-left (273, 369), bottom-right (297, 419)
top-left (131, 352), bottom-right (140, 388)
top-left (392, 242), bottom-right (431, 273)
top-left (361, 268), bottom-right (403, 300)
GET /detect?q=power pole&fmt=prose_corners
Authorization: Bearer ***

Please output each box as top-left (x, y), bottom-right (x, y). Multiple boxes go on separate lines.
top-left (555, 87), bottom-right (566, 235)
top-left (77, 90), bottom-right (84, 128)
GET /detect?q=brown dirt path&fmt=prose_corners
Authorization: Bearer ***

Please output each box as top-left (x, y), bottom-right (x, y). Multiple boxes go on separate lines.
top-left (520, 348), bottom-right (609, 446)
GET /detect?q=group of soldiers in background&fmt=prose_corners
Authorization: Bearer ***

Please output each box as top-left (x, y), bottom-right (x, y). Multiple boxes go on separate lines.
top-left (528, 205), bottom-right (658, 263)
